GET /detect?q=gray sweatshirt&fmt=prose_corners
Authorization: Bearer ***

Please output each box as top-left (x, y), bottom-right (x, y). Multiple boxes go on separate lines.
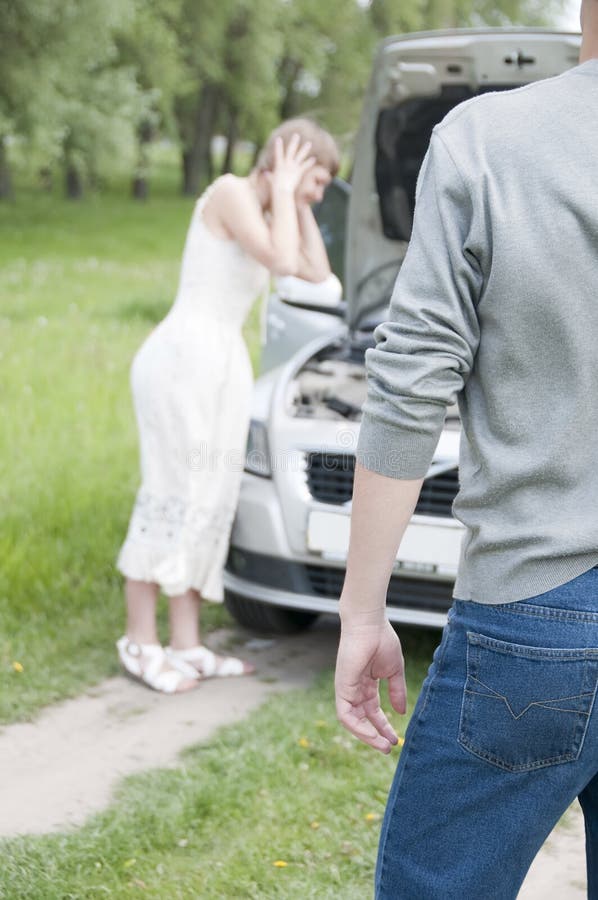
top-left (355, 57), bottom-right (598, 604)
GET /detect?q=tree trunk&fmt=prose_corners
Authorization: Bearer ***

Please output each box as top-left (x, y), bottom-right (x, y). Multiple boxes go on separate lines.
top-left (222, 112), bottom-right (238, 174)
top-left (0, 137), bottom-right (13, 200)
top-left (65, 163), bottom-right (83, 199)
top-left (39, 167), bottom-right (53, 192)
top-left (132, 176), bottom-right (148, 200)
top-left (132, 121), bottom-right (152, 201)
top-left (63, 134), bottom-right (84, 199)
top-left (279, 56), bottom-right (303, 121)
top-left (179, 82), bottom-right (219, 196)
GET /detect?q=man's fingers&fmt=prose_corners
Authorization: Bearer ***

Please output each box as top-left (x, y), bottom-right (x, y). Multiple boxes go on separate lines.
top-left (343, 713), bottom-right (394, 754)
top-left (337, 701), bottom-right (397, 754)
top-left (387, 671), bottom-right (407, 715)
top-left (364, 704), bottom-right (399, 745)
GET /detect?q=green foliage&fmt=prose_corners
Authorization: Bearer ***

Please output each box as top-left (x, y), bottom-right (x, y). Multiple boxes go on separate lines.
top-left (0, 0), bottom-right (151, 192)
top-left (0, 0), bottom-right (569, 196)
top-left (275, 0), bottom-right (376, 142)
top-left (219, 0), bottom-right (284, 142)
top-left (0, 149), bottom-right (249, 722)
top-left (368, 0), bottom-right (567, 31)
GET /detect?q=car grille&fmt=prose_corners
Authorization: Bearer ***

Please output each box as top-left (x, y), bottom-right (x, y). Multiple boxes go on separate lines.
top-left (305, 452), bottom-right (458, 517)
top-left (306, 563), bottom-right (453, 611)
top-left (415, 468), bottom-right (459, 516)
top-left (305, 451), bottom-right (356, 505)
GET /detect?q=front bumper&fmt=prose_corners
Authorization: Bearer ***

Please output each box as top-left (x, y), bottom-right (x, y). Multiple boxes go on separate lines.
top-left (224, 543), bottom-right (456, 630)
top-left (225, 451), bottom-right (464, 629)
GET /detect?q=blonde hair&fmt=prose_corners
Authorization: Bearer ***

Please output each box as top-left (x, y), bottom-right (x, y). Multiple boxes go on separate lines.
top-left (256, 117), bottom-right (340, 177)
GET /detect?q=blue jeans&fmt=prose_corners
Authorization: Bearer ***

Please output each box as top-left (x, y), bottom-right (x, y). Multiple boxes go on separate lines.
top-left (376, 566), bottom-right (598, 899)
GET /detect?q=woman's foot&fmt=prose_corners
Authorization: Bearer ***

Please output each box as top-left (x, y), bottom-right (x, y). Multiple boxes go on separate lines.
top-left (165, 643), bottom-right (256, 680)
top-left (116, 636), bottom-right (199, 693)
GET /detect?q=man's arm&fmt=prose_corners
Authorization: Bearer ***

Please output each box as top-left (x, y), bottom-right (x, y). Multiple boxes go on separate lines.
top-left (335, 127), bottom-right (483, 752)
top-left (340, 467), bottom-right (424, 624)
top-left (335, 465), bottom-right (423, 754)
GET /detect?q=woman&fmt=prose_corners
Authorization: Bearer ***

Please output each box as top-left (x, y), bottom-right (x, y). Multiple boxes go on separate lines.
top-left (116, 118), bottom-right (340, 692)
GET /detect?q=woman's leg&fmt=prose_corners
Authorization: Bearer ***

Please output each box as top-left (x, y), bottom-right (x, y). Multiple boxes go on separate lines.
top-left (168, 588), bottom-right (201, 650)
top-left (125, 578), bottom-right (160, 644)
top-left (121, 578), bottom-right (198, 692)
top-left (168, 589), bottom-right (255, 675)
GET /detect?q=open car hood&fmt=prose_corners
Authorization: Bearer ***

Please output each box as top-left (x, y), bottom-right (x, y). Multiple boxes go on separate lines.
top-left (345, 27), bottom-right (581, 331)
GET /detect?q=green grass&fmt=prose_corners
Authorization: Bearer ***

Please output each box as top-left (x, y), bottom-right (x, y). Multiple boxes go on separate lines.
top-left (0, 635), bottom-right (439, 899)
top-left (0, 151), bottom-right (262, 723)
top-left (0, 148), bottom-right (442, 897)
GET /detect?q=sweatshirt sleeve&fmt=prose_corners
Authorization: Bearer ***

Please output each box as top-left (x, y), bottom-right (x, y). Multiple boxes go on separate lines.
top-left (355, 128), bottom-right (483, 479)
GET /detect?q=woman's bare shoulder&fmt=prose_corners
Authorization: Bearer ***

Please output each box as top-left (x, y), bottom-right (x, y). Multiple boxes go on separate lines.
top-left (214, 174), bottom-right (259, 206)
top-left (202, 175), bottom-right (261, 238)
top-left (210, 174), bottom-right (268, 230)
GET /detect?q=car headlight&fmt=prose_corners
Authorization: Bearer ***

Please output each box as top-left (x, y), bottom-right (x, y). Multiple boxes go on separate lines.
top-left (244, 419), bottom-right (272, 477)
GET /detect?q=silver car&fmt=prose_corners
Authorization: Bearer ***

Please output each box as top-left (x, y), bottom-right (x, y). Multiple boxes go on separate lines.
top-left (224, 27), bottom-right (582, 632)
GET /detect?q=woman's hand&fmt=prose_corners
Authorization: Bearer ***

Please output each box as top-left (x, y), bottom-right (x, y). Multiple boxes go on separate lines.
top-left (335, 617), bottom-right (407, 754)
top-left (267, 133), bottom-right (316, 194)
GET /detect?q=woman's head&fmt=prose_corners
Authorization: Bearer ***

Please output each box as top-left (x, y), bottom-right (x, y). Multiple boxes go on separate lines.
top-left (256, 117), bottom-right (340, 205)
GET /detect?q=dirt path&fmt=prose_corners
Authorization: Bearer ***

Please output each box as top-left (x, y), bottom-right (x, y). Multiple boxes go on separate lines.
top-left (0, 617), bottom-right (587, 896)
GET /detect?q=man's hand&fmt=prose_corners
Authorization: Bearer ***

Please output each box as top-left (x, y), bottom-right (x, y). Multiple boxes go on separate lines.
top-left (335, 618), bottom-right (407, 754)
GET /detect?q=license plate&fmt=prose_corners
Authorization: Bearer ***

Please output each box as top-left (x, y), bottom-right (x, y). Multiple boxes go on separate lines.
top-left (306, 510), bottom-right (462, 569)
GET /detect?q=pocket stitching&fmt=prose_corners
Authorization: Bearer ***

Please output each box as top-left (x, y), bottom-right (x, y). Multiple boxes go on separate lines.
top-left (466, 629), bottom-right (598, 660)
top-left (490, 603), bottom-right (598, 626)
top-left (464, 685), bottom-right (592, 720)
top-left (457, 632), bottom-right (597, 772)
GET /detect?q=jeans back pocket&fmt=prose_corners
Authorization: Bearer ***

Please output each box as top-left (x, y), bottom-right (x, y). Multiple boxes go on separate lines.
top-left (458, 630), bottom-right (598, 772)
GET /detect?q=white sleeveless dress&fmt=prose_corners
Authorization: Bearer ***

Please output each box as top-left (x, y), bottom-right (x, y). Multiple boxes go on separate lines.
top-left (117, 174), bottom-right (270, 601)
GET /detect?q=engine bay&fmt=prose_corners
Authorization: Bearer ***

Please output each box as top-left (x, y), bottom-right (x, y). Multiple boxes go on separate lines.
top-left (287, 335), bottom-right (460, 430)
top-left (287, 341), bottom-right (461, 427)
top-left (289, 356), bottom-right (367, 421)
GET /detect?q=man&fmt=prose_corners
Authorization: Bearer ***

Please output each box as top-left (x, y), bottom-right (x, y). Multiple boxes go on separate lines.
top-left (335, 3), bottom-right (598, 897)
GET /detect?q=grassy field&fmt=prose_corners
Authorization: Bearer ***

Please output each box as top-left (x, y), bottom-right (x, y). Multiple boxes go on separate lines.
top-left (0, 154), bottom-right (263, 723)
top-left (0, 152), bottom-right (440, 896)
top-left (0, 651), bottom-right (440, 899)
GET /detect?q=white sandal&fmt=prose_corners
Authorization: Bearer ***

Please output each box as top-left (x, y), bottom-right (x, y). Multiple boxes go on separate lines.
top-left (165, 644), bottom-right (255, 680)
top-left (116, 636), bottom-right (200, 693)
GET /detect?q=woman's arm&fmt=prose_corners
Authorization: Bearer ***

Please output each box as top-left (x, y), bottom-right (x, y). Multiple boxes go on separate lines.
top-left (294, 202), bottom-right (332, 283)
top-left (210, 135), bottom-right (316, 276)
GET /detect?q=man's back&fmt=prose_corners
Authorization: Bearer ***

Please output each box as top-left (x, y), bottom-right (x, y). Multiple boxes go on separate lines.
top-left (356, 57), bottom-right (598, 603)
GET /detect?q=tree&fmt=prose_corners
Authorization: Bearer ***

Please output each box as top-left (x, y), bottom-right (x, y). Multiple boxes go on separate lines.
top-left (115, 0), bottom-right (184, 198)
top-left (368, 0), bottom-right (567, 32)
top-left (0, 0), bottom-right (65, 198)
top-left (279, 0), bottom-right (376, 141)
top-left (218, 0), bottom-right (283, 175)
top-left (0, 0), bottom-right (152, 199)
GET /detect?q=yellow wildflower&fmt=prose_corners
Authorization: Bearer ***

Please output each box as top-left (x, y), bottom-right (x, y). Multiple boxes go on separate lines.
top-left (310, 821), bottom-right (320, 830)
top-left (365, 812), bottom-right (381, 822)
top-left (12, 661), bottom-right (23, 673)
top-left (298, 737), bottom-right (310, 748)
top-left (398, 737), bottom-right (405, 747)
top-left (273, 860), bottom-right (288, 868)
